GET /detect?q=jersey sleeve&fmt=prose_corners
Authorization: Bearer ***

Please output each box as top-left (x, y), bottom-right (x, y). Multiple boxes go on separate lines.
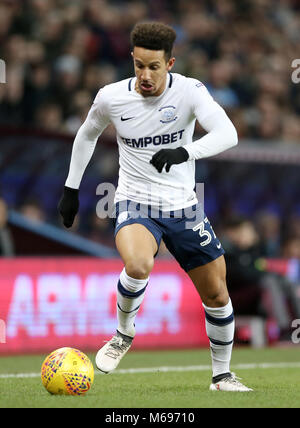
top-left (87, 87), bottom-right (111, 131)
top-left (188, 79), bottom-right (224, 124)
top-left (64, 88), bottom-right (111, 189)
top-left (184, 78), bottom-right (238, 161)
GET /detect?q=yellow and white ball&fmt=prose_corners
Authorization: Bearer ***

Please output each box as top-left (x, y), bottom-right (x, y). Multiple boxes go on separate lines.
top-left (41, 347), bottom-right (94, 395)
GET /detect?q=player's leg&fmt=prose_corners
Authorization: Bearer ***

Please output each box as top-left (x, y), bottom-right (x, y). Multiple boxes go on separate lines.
top-left (188, 256), bottom-right (252, 391)
top-left (188, 256), bottom-right (233, 377)
top-left (161, 205), bottom-right (252, 391)
top-left (116, 223), bottom-right (158, 279)
top-left (115, 223), bottom-right (158, 337)
top-left (96, 223), bottom-right (159, 373)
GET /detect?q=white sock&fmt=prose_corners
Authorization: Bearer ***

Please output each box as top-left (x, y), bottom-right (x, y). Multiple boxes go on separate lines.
top-left (203, 299), bottom-right (235, 378)
top-left (117, 268), bottom-right (149, 338)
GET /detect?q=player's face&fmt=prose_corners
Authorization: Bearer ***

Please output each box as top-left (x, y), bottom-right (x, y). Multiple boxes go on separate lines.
top-left (132, 47), bottom-right (175, 97)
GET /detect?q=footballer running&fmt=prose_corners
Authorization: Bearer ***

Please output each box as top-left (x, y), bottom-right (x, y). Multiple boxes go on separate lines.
top-left (59, 22), bottom-right (253, 392)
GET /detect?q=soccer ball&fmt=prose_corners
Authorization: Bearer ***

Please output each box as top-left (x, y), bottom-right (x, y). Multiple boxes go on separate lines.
top-left (41, 347), bottom-right (94, 395)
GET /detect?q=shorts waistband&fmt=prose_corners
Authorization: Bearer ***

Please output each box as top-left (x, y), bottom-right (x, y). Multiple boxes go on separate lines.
top-left (115, 200), bottom-right (198, 218)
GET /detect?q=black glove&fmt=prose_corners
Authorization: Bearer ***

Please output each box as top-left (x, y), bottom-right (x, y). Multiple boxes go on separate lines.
top-left (58, 186), bottom-right (79, 228)
top-left (150, 147), bottom-right (189, 173)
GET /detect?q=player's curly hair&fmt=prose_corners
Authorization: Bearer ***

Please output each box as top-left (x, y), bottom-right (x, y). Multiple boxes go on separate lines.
top-left (130, 22), bottom-right (177, 60)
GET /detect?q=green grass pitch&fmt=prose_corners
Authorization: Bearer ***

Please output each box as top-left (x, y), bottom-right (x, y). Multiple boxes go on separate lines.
top-left (0, 346), bottom-right (300, 408)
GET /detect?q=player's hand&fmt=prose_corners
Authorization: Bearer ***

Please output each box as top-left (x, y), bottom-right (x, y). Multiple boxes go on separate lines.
top-left (58, 186), bottom-right (79, 228)
top-left (150, 147), bottom-right (189, 173)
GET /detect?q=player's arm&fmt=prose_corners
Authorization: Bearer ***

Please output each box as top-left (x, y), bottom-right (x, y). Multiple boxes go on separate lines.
top-left (150, 82), bottom-right (238, 172)
top-left (183, 109), bottom-right (237, 161)
top-left (58, 93), bottom-right (110, 228)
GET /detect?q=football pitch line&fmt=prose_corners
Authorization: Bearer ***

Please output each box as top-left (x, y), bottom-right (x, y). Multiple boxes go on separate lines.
top-left (1, 362), bottom-right (300, 379)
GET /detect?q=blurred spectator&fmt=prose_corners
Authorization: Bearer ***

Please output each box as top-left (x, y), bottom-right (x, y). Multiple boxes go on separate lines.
top-left (206, 59), bottom-right (240, 109)
top-left (87, 213), bottom-right (114, 247)
top-left (221, 216), bottom-right (265, 318)
top-left (255, 211), bottom-right (281, 257)
top-left (0, 198), bottom-right (15, 256)
top-left (281, 114), bottom-right (300, 144)
top-left (281, 237), bottom-right (300, 259)
top-left (285, 215), bottom-right (300, 240)
top-left (251, 95), bottom-right (282, 140)
top-left (222, 215), bottom-right (300, 337)
top-left (64, 89), bottom-right (92, 134)
top-left (22, 62), bottom-right (53, 124)
top-left (20, 200), bottom-right (46, 224)
top-left (0, 65), bottom-right (24, 125)
top-left (34, 102), bottom-right (64, 132)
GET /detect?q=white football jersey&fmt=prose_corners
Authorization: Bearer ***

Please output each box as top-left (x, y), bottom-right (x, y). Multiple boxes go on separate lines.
top-left (87, 73), bottom-right (223, 211)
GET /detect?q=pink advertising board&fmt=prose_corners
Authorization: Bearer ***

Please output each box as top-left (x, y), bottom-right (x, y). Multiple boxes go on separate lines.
top-left (0, 258), bottom-right (209, 354)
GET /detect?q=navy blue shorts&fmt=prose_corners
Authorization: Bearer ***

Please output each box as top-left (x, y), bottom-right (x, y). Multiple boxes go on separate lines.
top-left (114, 200), bottom-right (225, 272)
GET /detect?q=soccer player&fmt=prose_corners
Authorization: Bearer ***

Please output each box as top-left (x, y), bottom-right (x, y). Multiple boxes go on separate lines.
top-left (59, 22), bottom-right (252, 392)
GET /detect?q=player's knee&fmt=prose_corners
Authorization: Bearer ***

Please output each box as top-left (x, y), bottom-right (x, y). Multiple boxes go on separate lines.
top-left (206, 294), bottom-right (229, 308)
top-left (125, 257), bottom-right (154, 279)
top-left (204, 279), bottom-right (229, 308)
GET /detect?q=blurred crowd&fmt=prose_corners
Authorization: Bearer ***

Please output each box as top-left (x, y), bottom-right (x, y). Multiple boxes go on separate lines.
top-left (0, 0), bottom-right (300, 255)
top-left (0, 0), bottom-right (299, 142)
top-left (1, 1), bottom-right (300, 255)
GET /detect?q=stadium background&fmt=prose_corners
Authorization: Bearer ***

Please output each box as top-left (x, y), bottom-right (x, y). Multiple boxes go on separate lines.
top-left (0, 0), bottom-right (300, 354)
